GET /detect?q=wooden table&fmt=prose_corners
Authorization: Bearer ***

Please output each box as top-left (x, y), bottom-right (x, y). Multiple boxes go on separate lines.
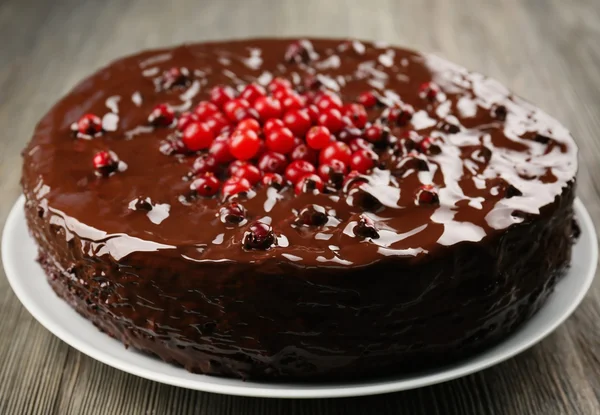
top-left (1, 0), bottom-right (599, 413)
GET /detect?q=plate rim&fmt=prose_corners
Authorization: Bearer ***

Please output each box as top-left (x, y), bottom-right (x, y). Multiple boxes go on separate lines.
top-left (2, 195), bottom-right (597, 399)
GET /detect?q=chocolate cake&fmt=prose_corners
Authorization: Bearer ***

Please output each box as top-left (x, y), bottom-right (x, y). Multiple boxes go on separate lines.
top-left (21, 38), bottom-right (578, 380)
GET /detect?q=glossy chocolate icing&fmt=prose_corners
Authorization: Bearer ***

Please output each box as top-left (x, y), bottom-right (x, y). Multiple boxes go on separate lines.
top-left (22, 38), bottom-right (578, 379)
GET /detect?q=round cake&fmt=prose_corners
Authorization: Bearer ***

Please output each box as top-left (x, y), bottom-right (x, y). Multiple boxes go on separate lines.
top-left (21, 38), bottom-right (578, 380)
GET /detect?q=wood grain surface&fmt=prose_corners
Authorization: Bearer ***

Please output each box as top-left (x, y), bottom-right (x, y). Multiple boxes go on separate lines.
top-left (1, 0), bottom-right (599, 413)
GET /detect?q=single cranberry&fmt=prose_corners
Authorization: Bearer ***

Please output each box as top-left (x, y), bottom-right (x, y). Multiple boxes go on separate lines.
top-left (77, 114), bottom-right (103, 136)
top-left (306, 104), bottom-right (320, 123)
top-left (419, 82), bottom-right (440, 101)
top-left (219, 202), bottom-right (247, 225)
top-left (262, 173), bottom-right (285, 188)
top-left (350, 149), bottom-right (378, 174)
top-left (416, 184), bottom-right (439, 205)
top-left (319, 142), bottom-right (352, 165)
top-left (317, 160), bottom-right (347, 185)
top-left (190, 173), bottom-right (221, 197)
top-left (264, 118), bottom-right (285, 134)
top-left (233, 163), bottom-right (262, 185)
top-left (306, 126), bottom-right (332, 150)
top-left (222, 176), bottom-right (252, 197)
top-left (177, 112), bottom-right (199, 131)
top-left (387, 104), bottom-right (414, 126)
top-left (343, 103), bottom-right (368, 128)
top-left (280, 93), bottom-right (305, 112)
top-left (194, 101), bottom-right (220, 120)
top-left (268, 77), bottom-right (292, 92)
top-left (285, 160), bottom-right (316, 184)
top-left (237, 118), bottom-right (260, 132)
top-left (349, 138), bottom-right (372, 152)
top-left (93, 150), bottom-right (118, 176)
top-left (210, 85), bottom-right (236, 108)
top-left (243, 221), bottom-right (275, 250)
top-left (253, 96), bottom-right (283, 121)
top-left (296, 206), bottom-right (328, 227)
top-left (266, 127), bottom-right (295, 154)
top-left (223, 98), bottom-right (250, 122)
top-left (148, 104), bottom-right (175, 127)
top-left (228, 129), bottom-right (261, 160)
top-left (258, 151), bottom-right (288, 173)
top-left (227, 160), bottom-right (248, 176)
top-left (315, 92), bottom-right (343, 112)
top-left (318, 109), bottom-right (344, 134)
top-left (204, 113), bottom-right (230, 136)
top-left (283, 109), bottom-right (312, 137)
top-left (284, 40), bottom-right (311, 64)
top-left (240, 83), bottom-right (266, 104)
top-left (209, 135), bottom-right (234, 163)
top-left (161, 67), bottom-right (189, 89)
top-left (365, 125), bottom-right (385, 143)
top-left (417, 136), bottom-right (441, 154)
top-left (290, 144), bottom-right (317, 164)
top-left (182, 122), bottom-right (214, 151)
top-left (353, 216), bottom-right (379, 239)
top-left (192, 153), bottom-right (217, 174)
top-left (358, 91), bottom-right (378, 108)
top-left (295, 174), bottom-right (324, 194)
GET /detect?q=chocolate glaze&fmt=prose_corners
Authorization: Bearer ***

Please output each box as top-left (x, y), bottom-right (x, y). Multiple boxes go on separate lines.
top-left (21, 38), bottom-right (578, 379)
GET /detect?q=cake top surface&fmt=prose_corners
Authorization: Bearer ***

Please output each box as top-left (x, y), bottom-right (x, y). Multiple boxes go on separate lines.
top-left (22, 38), bottom-right (577, 265)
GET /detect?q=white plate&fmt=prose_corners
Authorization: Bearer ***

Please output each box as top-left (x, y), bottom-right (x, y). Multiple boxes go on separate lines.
top-left (2, 196), bottom-right (597, 399)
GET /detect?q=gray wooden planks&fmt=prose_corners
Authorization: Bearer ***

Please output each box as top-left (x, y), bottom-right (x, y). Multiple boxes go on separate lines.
top-left (0, 0), bottom-right (599, 413)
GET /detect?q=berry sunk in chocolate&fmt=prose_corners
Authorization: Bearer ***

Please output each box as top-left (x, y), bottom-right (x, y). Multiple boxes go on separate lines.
top-left (22, 38), bottom-right (578, 380)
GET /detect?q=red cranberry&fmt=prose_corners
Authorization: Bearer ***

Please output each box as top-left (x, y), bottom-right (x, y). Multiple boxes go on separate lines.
top-left (284, 40), bottom-right (311, 64)
top-left (317, 160), bottom-right (347, 185)
top-left (387, 104), bottom-right (414, 126)
top-left (268, 77), bottom-right (292, 92)
top-left (182, 122), bottom-right (214, 151)
top-left (290, 144), bottom-right (317, 164)
top-left (77, 114), bottom-right (103, 136)
top-left (177, 112), bottom-right (199, 131)
top-left (262, 173), bottom-right (285, 188)
top-left (416, 184), bottom-right (439, 205)
top-left (418, 82), bottom-right (440, 101)
top-left (315, 92), bottom-right (343, 112)
top-left (343, 103), bottom-right (368, 128)
top-left (204, 113), bottom-right (230, 136)
top-left (223, 98), bottom-right (250, 122)
top-left (295, 174), bottom-right (324, 194)
top-left (258, 151), bottom-right (288, 173)
top-left (319, 142), bottom-right (352, 165)
top-left (222, 177), bottom-right (252, 197)
top-left (243, 221), bottom-right (275, 250)
top-left (350, 149), bottom-right (378, 173)
top-left (417, 136), bottom-right (441, 154)
top-left (264, 118), bottom-right (285, 135)
top-left (349, 138), bottom-right (372, 152)
top-left (227, 160), bottom-right (248, 176)
top-left (266, 127), bottom-right (295, 154)
top-left (285, 160), bottom-right (317, 184)
top-left (194, 101), bottom-right (220, 120)
top-left (190, 173), bottom-right (221, 197)
top-left (161, 67), bottom-right (189, 89)
top-left (192, 153), bottom-right (217, 174)
top-left (253, 96), bottom-right (282, 121)
top-left (209, 135), bottom-right (234, 163)
top-left (365, 125), bottom-right (385, 143)
top-left (228, 129), bottom-right (261, 161)
top-left (358, 91), bottom-right (378, 108)
top-left (93, 150), bottom-right (118, 176)
top-left (233, 163), bottom-right (262, 185)
top-left (219, 202), bottom-right (247, 225)
top-left (240, 83), bottom-right (266, 103)
top-left (353, 216), bottom-right (379, 239)
top-left (306, 104), bottom-right (320, 123)
top-left (318, 109), bottom-right (344, 134)
top-left (210, 85), bottom-right (236, 108)
top-left (237, 118), bottom-right (260, 132)
top-left (148, 104), bottom-right (175, 127)
top-left (283, 109), bottom-right (312, 137)
top-left (280, 93), bottom-right (305, 112)
top-left (306, 126), bottom-right (331, 150)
